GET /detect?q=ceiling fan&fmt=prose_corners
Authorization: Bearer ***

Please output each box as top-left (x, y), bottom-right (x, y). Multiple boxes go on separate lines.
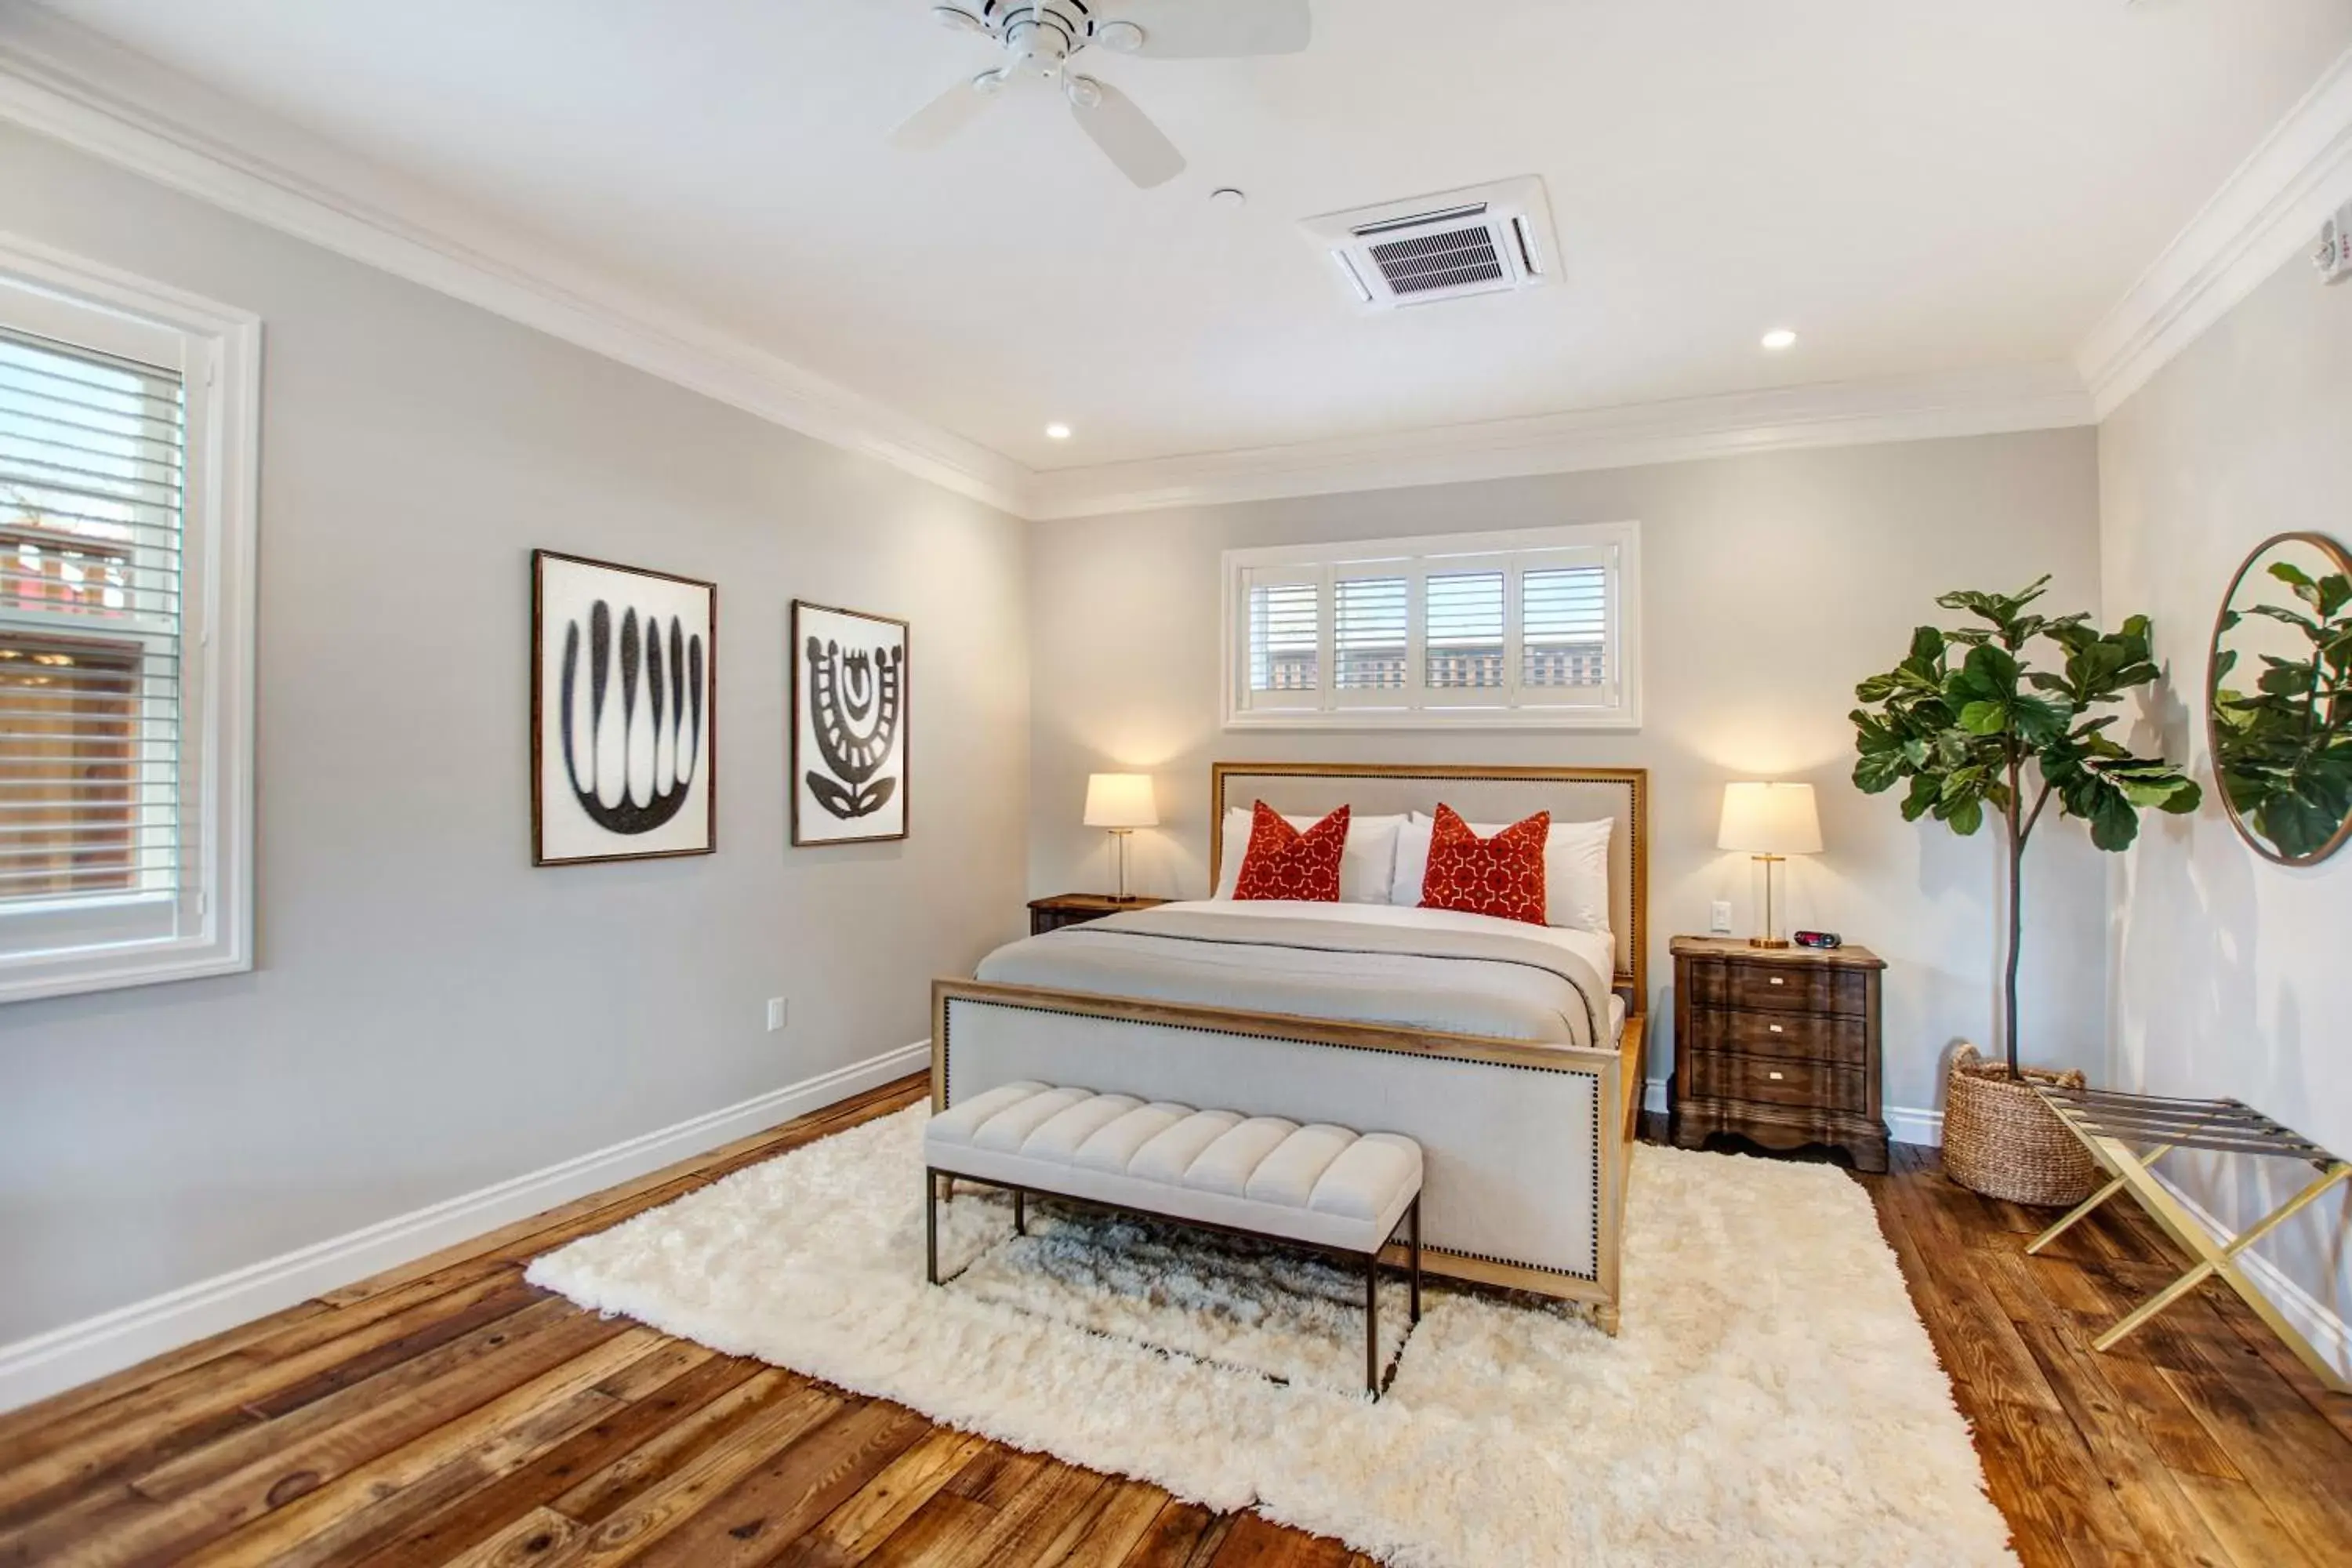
top-left (889, 1), bottom-right (1312, 188)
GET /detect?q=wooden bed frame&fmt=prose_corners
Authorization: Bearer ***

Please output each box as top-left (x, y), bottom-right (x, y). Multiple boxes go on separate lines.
top-left (932, 762), bottom-right (1649, 1331)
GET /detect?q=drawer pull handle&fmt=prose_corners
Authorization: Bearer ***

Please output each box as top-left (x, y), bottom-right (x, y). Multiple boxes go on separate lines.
top-left (1769, 1023), bottom-right (1784, 1033)
top-left (1768, 1070), bottom-right (1785, 1080)
top-left (1769, 977), bottom-right (1784, 985)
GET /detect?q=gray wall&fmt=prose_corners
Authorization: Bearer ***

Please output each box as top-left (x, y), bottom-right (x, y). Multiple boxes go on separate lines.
top-left (0, 125), bottom-right (1030, 1342)
top-left (1028, 432), bottom-right (2111, 1114)
top-left (2100, 254), bottom-right (2352, 1367)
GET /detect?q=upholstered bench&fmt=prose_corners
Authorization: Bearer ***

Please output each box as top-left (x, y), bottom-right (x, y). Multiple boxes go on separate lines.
top-left (924, 1082), bottom-right (1425, 1397)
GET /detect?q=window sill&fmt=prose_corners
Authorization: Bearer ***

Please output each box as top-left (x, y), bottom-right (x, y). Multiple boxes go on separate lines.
top-left (1223, 708), bottom-right (1642, 732)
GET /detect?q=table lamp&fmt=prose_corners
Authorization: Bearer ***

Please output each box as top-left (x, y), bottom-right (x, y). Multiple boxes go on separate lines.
top-left (1084, 772), bottom-right (1158, 901)
top-left (1718, 782), bottom-right (1822, 948)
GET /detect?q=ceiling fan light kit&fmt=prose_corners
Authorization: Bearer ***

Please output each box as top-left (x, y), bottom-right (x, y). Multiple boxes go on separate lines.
top-left (890, 1), bottom-right (1313, 189)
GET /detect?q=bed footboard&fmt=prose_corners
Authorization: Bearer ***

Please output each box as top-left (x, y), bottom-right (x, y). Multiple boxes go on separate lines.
top-left (931, 978), bottom-right (1642, 1327)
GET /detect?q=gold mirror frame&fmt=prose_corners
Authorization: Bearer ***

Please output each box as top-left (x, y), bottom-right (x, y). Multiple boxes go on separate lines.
top-left (2205, 530), bottom-right (2352, 867)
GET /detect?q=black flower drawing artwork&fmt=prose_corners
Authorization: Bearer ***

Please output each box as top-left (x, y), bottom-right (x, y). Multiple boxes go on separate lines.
top-left (560, 600), bottom-right (706, 834)
top-left (802, 633), bottom-right (903, 821)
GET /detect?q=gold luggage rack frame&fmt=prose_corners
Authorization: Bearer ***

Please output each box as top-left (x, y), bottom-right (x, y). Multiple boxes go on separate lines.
top-left (2025, 1083), bottom-right (2349, 1392)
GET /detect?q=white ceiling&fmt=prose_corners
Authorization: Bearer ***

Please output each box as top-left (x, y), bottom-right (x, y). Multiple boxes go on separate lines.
top-left (15, 1), bottom-right (2352, 477)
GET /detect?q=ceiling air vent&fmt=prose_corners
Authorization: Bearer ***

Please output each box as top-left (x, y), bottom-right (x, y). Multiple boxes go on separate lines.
top-left (1301, 177), bottom-right (1558, 311)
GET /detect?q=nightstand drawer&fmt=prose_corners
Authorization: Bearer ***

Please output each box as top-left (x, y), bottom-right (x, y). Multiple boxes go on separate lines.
top-left (1689, 959), bottom-right (1867, 1017)
top-left (1687, 1052), bottom-right (1866, 1113)
top-left (1688, 1006), bottom-right (1867, 1064)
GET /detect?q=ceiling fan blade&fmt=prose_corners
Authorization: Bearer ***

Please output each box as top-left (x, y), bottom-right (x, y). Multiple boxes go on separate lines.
top-left (1109, 0), bottom-right (1310, 59)
top-left (889, 72), bottom-right (1002, 151)
top-left (1068, 78), bottom-right (1185, 188)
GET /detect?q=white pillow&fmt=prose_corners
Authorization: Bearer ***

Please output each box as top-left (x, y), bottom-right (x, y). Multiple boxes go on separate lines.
top-left (1389, 811), bottom-right (1614, 935)
top-left (1214, 807), bottom-right (1405, 905)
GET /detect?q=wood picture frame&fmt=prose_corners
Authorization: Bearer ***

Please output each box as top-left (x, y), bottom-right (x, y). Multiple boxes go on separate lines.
top-left (792, 600), bottom-right (910, 847)
top-left (531, 549), bottom-right (717, 867)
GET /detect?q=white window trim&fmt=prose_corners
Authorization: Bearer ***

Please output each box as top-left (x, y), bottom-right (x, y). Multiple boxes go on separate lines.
top-left (1221, 521), bottom-right (1642, 731)
top-left (0, 231), bottom-right (259, 1004)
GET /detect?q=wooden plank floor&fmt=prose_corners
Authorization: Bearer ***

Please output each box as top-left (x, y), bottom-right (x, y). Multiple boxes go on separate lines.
top-left (3, 1078), bottom-right (2347, 1567)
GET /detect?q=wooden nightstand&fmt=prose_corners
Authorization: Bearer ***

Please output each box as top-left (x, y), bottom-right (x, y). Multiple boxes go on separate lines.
top-left (1027, 893), bottom-right (1170, 935)
top-left (1670, 935), bottom-right (1888, 1173)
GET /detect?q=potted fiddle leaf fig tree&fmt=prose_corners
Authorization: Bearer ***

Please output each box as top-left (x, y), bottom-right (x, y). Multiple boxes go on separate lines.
top-left (1849, 578), bottom-right (2200, 1204)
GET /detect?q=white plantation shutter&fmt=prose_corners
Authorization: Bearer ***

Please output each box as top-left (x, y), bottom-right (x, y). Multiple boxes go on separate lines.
top-left (1245, 575), bottom-right (1320, 702)
top-left (1425, 569), bottom-right (1505, 692)
top-left (1333, 575), bottom-right (1407, 693)
top-left (1225, 524), bottom-right (1639, 728)
top-left (1522, 564), bottom-right (1608, 692)
top-left (0, 328), bottom-right (183, 908)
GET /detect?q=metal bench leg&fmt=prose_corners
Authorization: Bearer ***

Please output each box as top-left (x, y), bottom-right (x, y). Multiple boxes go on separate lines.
top-left (1409, 1196), bottom-right (1422, 1325)
top-left (925, 1167), bottom-right (939, 1287)
top-left (1014, 1189), bottom-right (1026, 1236)
top-left (1365, 1247), bottom-right (1380, 1399)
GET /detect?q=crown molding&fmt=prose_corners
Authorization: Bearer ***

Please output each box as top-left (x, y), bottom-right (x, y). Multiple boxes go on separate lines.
top-left (1025, 365), bottom-right (2096, 519)
top-left (0, 10), bottom-right (1036, 517)
top-left (0, 9), bottom-right (2161, 525)
top-left (2077, 46), bottom-right (2352, 419)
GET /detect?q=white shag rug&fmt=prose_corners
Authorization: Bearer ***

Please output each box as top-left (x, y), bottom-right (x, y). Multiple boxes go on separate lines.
top-left (527, 1106), bottom-right (2016, 1568)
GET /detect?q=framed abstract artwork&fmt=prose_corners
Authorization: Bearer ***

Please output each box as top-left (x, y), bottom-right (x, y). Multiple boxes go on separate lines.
top-left (532, 550), bottom-right (717, 866)
top-left (793, 601), bottom-right (909, 846)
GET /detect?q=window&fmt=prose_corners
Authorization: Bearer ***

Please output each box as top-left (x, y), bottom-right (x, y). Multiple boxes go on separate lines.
top-left (1224, 521), bottom-right (1639, 729)
top-left (0, 239), bottom-right (257, 1002)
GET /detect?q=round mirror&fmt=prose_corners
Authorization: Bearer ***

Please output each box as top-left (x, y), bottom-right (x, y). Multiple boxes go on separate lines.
top-left (2208, 532), bottom-right (2352, 866)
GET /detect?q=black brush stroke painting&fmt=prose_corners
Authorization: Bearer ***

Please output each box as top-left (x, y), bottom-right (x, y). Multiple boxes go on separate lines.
top-left (559, 599), bottom-right (705, 834)
top-left (802, 633), bottom-right (903, 820)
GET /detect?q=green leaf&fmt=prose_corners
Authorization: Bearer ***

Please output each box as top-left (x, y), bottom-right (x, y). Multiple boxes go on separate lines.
top-left (2258, 660), bottom-right (2316, 697)
top-left (1958, 700), bottom-right (2009, 735)
top-left (1908, 624), bottom-right (1946, 666)
top-left (2269, 561), bottom-right (2317, 590)
top-left (1944, 797), bottom-right (1985, 837)
top-left (2012, 692), bottom-right (2072, 746)
top-left (1900, 773), bottom-right (1940, 822)
top-left (2243, 603), bottom-right (2321, 637)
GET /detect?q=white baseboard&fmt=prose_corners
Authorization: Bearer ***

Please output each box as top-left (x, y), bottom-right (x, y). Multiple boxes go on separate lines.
top-left (2153, 1172), bottom-right (2352, 1385)
top-left (0, 1040), bottom-right (931, 1415)
top-left (1643, 1080), bottom-right (1944, 1148)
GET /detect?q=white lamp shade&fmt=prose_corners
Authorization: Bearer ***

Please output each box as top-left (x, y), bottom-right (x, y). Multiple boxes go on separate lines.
top-left (1083, 772), bottom-right (1159, 829)
top-left (1718, 782), bottom-right (1822, 855)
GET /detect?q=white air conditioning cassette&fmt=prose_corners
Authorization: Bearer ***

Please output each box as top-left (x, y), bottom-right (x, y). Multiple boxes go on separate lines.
top-left (1301, 177), bottom-right (1559, 310)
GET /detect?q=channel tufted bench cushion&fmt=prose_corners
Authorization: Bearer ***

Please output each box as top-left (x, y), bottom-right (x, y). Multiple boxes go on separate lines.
top-left (924, 1081), bottom-right (1424, 1256)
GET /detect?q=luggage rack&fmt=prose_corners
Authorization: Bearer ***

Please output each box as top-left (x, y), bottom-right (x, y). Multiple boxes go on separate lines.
top-left (2025, 1083), bottom-right (2348, 1392)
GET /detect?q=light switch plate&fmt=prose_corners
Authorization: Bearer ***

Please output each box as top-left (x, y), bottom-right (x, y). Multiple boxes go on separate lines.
top-left (1709, 900), bottom-right (1733, 935)
top-left (766, 997), bottom-right (789, 1032)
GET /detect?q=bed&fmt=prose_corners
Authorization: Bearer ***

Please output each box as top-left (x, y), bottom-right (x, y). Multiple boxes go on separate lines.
top-left (931, 762), bottom-right (1649, 1330)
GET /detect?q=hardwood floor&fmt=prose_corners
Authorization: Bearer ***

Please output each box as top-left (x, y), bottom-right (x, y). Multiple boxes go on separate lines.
top-left (2, 1078), bottom-right (2346, 1567)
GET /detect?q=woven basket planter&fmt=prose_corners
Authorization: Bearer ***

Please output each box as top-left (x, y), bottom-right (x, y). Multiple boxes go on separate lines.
top-left (1941, 1044), bottom-right (2102, 1207)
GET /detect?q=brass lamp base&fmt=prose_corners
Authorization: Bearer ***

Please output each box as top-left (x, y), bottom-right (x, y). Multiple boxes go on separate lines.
top-left (1749, 852), bottom-right (1788, 947)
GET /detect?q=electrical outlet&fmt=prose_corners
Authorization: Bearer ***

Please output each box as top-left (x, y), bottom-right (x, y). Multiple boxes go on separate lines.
top-left (1709, 900), bottom-right (1733, 935)
top-left (765, 997), bottom-right (789, 1032)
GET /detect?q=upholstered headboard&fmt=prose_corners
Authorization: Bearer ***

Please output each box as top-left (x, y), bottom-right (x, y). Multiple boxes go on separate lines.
top-left (1208, 761), bottom-right (1649, 1007)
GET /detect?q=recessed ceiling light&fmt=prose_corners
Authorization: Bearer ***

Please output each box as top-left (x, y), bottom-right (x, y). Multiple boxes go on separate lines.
top-left (1760, 328), bottom-right (1798, 351)
top-left (1210, 187), bottom-right (1247, 209)
top-left (1044, 423), bottom-right (1073, 440)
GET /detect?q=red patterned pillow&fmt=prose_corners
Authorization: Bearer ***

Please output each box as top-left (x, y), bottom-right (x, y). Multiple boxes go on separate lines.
top-left (1418, 804), bottom-right (1549, 925)
top-left (1232, 800), bottom-right (1349, 902)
